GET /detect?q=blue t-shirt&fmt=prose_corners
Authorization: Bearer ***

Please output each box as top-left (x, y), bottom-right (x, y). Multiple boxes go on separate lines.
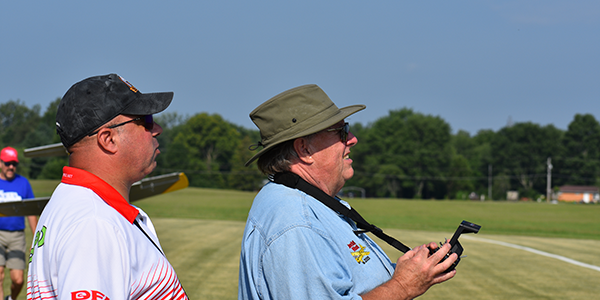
top-left (0, 174), bottom-right (35, 231)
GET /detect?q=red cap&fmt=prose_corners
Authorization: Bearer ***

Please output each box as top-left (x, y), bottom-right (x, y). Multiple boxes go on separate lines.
top-left (0, 147), bottom-right (19, 163)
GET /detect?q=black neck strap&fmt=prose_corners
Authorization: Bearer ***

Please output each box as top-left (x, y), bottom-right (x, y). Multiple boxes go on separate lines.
top-left (133, 219), bottom-right (165, 256)
top-left (133, 219), bottom-right (189, 298)
top-left (272, 172), bottom-right (411, 253)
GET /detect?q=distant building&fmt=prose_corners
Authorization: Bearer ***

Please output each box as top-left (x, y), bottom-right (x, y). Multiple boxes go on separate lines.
top-left (468, 192), bottom-right (478, 200)
top-left (338, 186), bottom-right (366, 198)
top-left (506, 190), bottom-right (519, 201)
top-left (557, 185), bottom-right (599, 203)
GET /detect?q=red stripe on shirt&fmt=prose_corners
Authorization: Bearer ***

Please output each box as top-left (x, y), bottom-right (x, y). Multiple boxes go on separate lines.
top-left (61, 166), bottom-right (139, 223)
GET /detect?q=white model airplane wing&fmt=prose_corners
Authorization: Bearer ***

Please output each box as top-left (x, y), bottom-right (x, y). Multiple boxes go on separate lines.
top-left (23, 142), bottom-right (68, 157)
top-left (0, 172), bottom-right (189, 217)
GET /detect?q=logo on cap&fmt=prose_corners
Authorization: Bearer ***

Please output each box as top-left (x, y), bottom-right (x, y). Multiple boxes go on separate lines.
top-left (118, 75), bottom-right (139, 93)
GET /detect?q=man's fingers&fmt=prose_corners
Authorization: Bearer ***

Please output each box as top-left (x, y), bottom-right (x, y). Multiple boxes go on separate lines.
top-left (426, 241), bottom-right (439, 250)
top-left (433, 268), bottom-right (457, 284)
top-left (435, 252), bottom-right (458, 272)
top-left (428, 242), bottom-right (451, 261)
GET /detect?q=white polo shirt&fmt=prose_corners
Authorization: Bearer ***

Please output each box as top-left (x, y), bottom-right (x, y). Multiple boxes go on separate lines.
top-left (27, 166), bottom-right (188, 300)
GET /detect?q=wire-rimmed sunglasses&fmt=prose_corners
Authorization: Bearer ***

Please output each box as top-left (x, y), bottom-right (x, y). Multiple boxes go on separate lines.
top-left (88, 115), bottom-right (154, 137)
top-left (327, 122), bottom-right (350, 143)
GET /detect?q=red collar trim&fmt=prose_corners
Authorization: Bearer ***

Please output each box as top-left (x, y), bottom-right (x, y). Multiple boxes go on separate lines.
top-left (61, 166), bottom-right (139, 223)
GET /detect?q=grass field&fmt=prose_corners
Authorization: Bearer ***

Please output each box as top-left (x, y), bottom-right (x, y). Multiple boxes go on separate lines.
top-left (136, 186), bottom-right (600, 240)
top-left (6, 181), bottom-right (600, 299)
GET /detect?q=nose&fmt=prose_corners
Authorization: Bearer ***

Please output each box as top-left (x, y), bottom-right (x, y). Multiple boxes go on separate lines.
top-left (346, 131), bottom-right (358, 146)
top-left (152, 122), bottom-right (163, 137)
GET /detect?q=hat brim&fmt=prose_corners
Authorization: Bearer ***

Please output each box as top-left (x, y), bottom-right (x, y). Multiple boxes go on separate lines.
top-left (122, 92), bottom-right (174, 116)
top-left (244, 104), bottom-right (365, 166)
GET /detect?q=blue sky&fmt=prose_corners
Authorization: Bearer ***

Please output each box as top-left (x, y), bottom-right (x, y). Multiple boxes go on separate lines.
top-left (1, 1), bottom-right (599, 135)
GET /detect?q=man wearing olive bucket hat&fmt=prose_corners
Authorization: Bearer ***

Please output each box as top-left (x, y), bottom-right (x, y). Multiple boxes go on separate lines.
top-left (239, 84), bottom-right (457, 300)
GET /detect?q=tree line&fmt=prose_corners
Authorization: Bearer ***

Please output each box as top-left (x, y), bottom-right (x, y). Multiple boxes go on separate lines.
top-left (2, 99), bottom-right (599, 200)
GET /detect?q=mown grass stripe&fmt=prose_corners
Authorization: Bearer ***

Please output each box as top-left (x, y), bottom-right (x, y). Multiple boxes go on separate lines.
top-left (466, 235), bottom-right (600, 272)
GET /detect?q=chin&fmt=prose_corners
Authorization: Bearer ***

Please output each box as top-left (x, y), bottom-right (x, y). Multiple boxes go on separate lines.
top-left (343, 171), bottom-right (354, 182)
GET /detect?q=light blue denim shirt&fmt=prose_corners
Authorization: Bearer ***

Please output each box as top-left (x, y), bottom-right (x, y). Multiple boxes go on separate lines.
top-left (239, 182), bottom-right (396, 300)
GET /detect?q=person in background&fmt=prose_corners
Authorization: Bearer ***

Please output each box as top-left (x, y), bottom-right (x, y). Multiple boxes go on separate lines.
top-left (239, 84), bottom-right (457, 300)
top-left (0, 146), bottom-right (38, 300)
top-left (26, 74), bottom-right (188, 299)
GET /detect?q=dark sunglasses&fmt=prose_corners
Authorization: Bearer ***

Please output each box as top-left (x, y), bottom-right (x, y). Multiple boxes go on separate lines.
top-left (327, 122), bottom-right (350, 143)
top-left (3, 161), bottom-right (18, 167)
top-left (88, 115), bottom-right (154, 137)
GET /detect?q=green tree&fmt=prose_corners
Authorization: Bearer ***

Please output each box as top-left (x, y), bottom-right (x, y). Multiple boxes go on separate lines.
top-left (559, 114), bottom-right (600, 185)
top-left (154, 111), bottom-right (188, 175)
top-left (39, 97), bottom-right (61, 144)
top-left (450, 129), bottom-right (495, 198)
top-left (452, 130), bottom-right (476, 157)
top-left (491, 122), bottom-right (563, 198)
top-left (0, 99), bottom-right (63, 179)
top-left (163, 113), bottom-right (239, 188)
top-left (446, 152), bottom-right (475, 199)
top-left (22, 99), bottom-right (63, 178)
top-left (351, 108), bottom-right (452, 199)
top-left (228, 135), bottom-right (266, 191)
top-left (345, 122), bottom-right (378, 195)
top-left (492, 173), bottom-right (512, 200)
top-left (38, 157), bottom-right (69, 179)
top-left (0, 100), bottom-right (42, 146)
top-left (471, 129), bottom-right (494, 195)
top-left (154, 112), bottom-right (187, 153)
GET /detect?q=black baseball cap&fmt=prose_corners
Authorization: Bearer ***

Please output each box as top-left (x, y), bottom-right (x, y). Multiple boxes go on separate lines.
top-left (56, 74), bottom-right (173, 148)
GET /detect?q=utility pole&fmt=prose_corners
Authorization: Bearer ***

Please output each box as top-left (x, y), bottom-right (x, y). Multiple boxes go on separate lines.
top-left (546, 157), bottom-right (552, 203)
top-left (488, 164), bottom-right (492, 200)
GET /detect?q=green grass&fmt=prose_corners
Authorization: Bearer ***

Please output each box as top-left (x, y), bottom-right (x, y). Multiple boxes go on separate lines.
top-left (29, 179), bottom-right (60, 197)
top-left (136, 187), bottom-right (255, 221)
top-left (135, 186), bottom-right (600, 240)
top-left (351, 199), bottom-right (600, 240)
top-left (155, 220), bottom-right (600, 300)
top-left (17, 181), bottom-right (600, 299)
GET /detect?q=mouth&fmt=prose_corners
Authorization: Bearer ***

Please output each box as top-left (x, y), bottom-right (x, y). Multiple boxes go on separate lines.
top-left (151, 146), bottom-right (161, 161)
top-left (343, 152), bottom-right (350, 160)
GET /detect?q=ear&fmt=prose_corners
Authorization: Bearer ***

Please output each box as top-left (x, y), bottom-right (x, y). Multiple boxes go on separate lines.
top-left (95, 128), bottom-right (118, 154)
top-left (293, 137), bottom-right (314, 164)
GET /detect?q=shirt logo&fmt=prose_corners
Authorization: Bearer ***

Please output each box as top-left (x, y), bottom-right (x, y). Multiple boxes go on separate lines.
top-left (0, 190), bottom-right (22, 203)
top-left (347, 240), bottom-right (371, 264)
top-left (71, 290), bottom-right (110, 300)
top-left (29, 226), bottom-right (46, 263)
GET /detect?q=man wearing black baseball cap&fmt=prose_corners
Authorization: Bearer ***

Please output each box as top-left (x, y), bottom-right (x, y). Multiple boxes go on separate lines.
top-left (27, 74), bottom-right (188, 299)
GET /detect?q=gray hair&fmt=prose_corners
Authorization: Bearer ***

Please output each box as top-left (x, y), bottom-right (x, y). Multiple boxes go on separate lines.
top-left (256, 133), bottom-right (318, 175)
top-left (256, 140), bottom-right (297, 175)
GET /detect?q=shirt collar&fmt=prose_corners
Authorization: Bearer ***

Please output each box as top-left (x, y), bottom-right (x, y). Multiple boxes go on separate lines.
top-left (61, 166), bottom-right (139, 223)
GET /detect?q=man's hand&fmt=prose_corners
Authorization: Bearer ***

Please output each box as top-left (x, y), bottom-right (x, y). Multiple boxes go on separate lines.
top-left (361, 242), bottom-right (457, 300)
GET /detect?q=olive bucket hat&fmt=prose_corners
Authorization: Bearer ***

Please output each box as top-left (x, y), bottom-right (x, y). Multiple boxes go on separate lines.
top-left (245, 84), bottom-right (365, 166)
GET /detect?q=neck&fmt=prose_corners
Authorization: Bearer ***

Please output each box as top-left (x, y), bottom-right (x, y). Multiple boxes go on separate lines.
top-left (288, 165), bottom-right (339, 197)
top-left (69, 149), bottom-right (132, 202)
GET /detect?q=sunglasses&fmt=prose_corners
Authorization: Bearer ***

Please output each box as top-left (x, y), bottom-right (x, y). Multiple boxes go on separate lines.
top-left (3, 161), bottom-right (18, 167)
top-left (88, 115), bottom-right (154, 137)
top-left (327, 122), bottom-right (350, 143)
